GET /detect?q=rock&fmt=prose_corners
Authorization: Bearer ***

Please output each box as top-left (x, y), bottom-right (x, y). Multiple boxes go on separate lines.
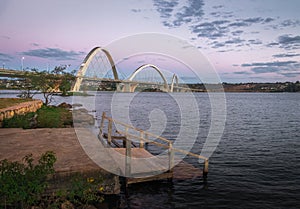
top-left (61, 200), bottom-right (75, 209)
top-left (58, 102), bottom-right (72, 109)
top-left (72, 103), bottom-right (83, 107)
top-left (72, 109), bottom-right (95, 126)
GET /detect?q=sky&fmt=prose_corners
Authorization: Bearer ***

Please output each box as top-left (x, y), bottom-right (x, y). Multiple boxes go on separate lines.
top-left (0, 0), bottom-right (300, 83)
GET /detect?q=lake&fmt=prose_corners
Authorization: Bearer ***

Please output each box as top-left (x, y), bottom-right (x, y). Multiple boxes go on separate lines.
top-left (1, 91), bottom-right (299, 208)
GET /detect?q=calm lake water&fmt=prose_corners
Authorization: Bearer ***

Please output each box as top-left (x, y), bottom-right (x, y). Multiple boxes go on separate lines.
top-left (1, 91), bottom-right (299, 208)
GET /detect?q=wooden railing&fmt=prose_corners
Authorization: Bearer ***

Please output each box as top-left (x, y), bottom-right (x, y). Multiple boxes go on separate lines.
top-left (99, 112), bottom-right (209, 178)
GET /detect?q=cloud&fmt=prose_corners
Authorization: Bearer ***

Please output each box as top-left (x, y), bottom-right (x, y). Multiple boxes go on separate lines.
top-left (279, 72), bottom-right (300, 78)
top-left (231, 30), bottom-right (244, 36)
top-left (22, 48), bottom-right (85, 60)
top-left (247, 39), bottom-right (263, 45)
top-left (131, 9), bottom-right (142, 13)
top-left (211, 41), bottom-right (226, 48)
top-left (0, 53), bottom-right (13, 62)
top-left (273, 53), bottom-right (300, 58)
top-left (153, 0), bottom-right (205, 28)
top-left (233, 71), bottom-right (251, 75)
top-left (192, 20), bottom-right (229, 39)
top-left (1, 35), bottom-right (10, 40)
top-left (268, 35), bottom-right (300, 50)
top-left (242, 60), bottom-right (299, 75)
top-left (225, 38), bottom-right (245, 44)
top-left (281, 19), bottom-right (300, 27)
top-left (210, 37), bottom-right (247, 50)
top-left (264, 17), bottom-right (275, 23)
top-left (30, 43), bottom-right (40, 47)
top-left (251, 67), bottom-right (282, 73)
top-left (242, 61), bottom-right (298, 67)
top-left (229, 17), bottom-right (275, 28)
top-left (278, 35), bottom-right (300, 45)
top-left (244, 17), bottom-right (264, 23)
top-left (212, 5), bottom-right (224, 9)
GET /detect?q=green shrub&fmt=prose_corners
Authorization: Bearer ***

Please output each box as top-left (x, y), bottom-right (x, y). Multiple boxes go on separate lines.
top-left (0, 151), bottom-right (56, 208)
top-left (2, 105), bottom-right (73, 128)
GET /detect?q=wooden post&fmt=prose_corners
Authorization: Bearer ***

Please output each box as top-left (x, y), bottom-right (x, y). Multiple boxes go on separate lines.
top-left (144, 133), bottom-right (149, 149)
top-left (168, 142), bottom-right (174, 171)
top-left (125, 137), bottom-right (131, 176)
top-left (139, 131), bottom-right (144, 148)
top-left (203, 159), bottom-right (209, 179)
top-left (99, 112), bottom-right (105, 134)
top-left (123, 127), bottom-right (128, 148)
top-left (107, 119), bottom-right (112, 146)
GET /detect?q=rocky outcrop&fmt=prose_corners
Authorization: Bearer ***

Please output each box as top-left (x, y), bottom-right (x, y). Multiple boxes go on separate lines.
top-left (72, 108), bottom-right (95, 126)
top-left (0, 99), bottom-right (43, 124)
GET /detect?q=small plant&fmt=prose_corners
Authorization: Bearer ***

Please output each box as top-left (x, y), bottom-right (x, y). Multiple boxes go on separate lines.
top-left (66, 174), bottom-right (105, 206)
top-left (0, 151), bottom-right (56, 208)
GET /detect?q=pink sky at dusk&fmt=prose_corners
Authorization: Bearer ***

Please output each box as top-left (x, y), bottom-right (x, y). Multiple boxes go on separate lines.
top-left (0, 0), bottom-right (299, 83)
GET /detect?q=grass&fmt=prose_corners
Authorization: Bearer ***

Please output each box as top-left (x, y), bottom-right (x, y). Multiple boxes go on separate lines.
top-left (0, 98), bottom-right (33, 109)
top-left (2, 105), bottom-right (73, 128)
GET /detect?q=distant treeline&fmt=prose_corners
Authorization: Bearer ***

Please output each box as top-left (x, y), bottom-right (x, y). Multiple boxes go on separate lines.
top-left (187, 81), bottom-right (300, 92)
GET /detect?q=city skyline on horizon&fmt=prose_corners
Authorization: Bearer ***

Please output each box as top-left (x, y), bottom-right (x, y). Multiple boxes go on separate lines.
top-left (0, 0), bottom-right (299, 83)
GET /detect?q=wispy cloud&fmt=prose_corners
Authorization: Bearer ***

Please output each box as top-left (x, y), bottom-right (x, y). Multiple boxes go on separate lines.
top-left (30, 43), bottom-right (40, 47)
top-left (242, 61), bottom-right (298, 67)
top-left (22, 48), bottom-right (85, 60)
top-left (224, 38), bottom-right (245, 45)
top-left (280, 19), bottom-right (300, 27)
top-left (233, 71), bottom-right (251, 75)
top-left (279, 72), bottom-right (300, 78)
top-left (131, 9), bottom-right (142, 13)
top-left (247, 39), bottom-right (263, 45)
top-left (0, 52), bottom-right (13, 62)
top-left (1, 35), bottom-right (10, 40)
top-left (251, 67), bottom-right (283, 73)
top-left (192, 20), bottom-right (229, 39)
top-left (273, 53), bottom-right (300, 58)
top-left (242, 61), bottom-right (299, 75)
top-left (231, 30), bottom-right (244, 36)
top-left (229, 17), bottom-right (274, 27)
top-left (270, 19), bottom-right (300, 29)
top-left (153, 0), bottom-right (204, 27)
top-left (150, 0), bottom-right (277, 47)
top-left (268, 35), bottom-right (300, 50)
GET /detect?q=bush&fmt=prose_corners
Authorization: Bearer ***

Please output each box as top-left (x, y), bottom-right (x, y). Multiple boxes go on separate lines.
top-left (0, 151), bottom-right (56, 208)
top-left (2, 105), bottom-right (73, 128)
top-left (51, 173), bottom-right (105, 207)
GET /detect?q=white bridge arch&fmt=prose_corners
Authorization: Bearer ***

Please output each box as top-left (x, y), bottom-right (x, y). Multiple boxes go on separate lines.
top-left (120, 64), bottom-right (169, 92)
top-left (72, 47), bottom-right (118, 92)
top-left (170, 74), bottom-right (179, 92)
top-left (72, 47), bottom-right (184, 92)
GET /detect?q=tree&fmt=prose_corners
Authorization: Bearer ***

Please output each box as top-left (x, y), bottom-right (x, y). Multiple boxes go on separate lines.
top-left (54, 65), bottom-right (76, 96)
top-left (18, 69), bottom-right (39, 99)
top-left (20, 67), bottom-right (76, 105)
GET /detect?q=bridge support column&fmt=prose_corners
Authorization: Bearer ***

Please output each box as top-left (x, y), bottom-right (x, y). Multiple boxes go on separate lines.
top-left (130, 84), bottom-right (138, 92)
top-left (159, 85), bottom-right (169, 93)
top-left (122, 83), bottom-right (131, 92)
top-left (116, 83), bottom-right (123, 92)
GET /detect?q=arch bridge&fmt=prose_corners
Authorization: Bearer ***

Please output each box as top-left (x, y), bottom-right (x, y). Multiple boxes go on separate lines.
top-left (72, 47), bottom-right (188, 92)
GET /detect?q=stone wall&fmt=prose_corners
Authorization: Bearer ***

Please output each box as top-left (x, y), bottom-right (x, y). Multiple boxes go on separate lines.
top-left (0, 99), bottom-right (43, 123)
